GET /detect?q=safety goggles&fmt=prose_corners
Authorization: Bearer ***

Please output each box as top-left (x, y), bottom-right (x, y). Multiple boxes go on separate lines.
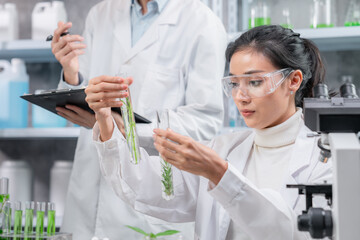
top-left (222, 68), bottom-right (294, 99)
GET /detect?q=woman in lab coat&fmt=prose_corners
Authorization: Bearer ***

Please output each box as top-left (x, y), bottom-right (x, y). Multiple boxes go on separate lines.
top-left (88, 25), bottom-right (332, 240)
top-left (51, 0), bottom-right (227, 239)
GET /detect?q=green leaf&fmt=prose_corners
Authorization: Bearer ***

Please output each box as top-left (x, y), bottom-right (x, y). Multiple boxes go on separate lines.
top-left (155, 230), bottom-right (180, 237)
top-left (125, 225), bottom-right (148, 236)
top-left (149, 233), bottom-right (157, 238)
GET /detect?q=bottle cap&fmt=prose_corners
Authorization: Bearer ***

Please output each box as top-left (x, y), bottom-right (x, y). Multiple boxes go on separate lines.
top-left (0, 177), bottom-right (9, 195)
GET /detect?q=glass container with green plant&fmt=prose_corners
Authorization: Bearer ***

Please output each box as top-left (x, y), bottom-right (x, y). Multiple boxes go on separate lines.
top-left (117, 72), bottom-right (141, 165)
top-left (126, 225), bottom-right (181, 240)
top-left (0, 178), bottom-right (9, 234)
top-left (157, 110), bottom-right (175, 200)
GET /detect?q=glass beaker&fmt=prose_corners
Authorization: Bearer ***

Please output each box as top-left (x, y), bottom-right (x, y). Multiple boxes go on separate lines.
top-left (248, 0), bottom-right (271, 29)
top-left (157, 109), bottom-right (175, 201)
top-left (117, 72), bottom-right (141, 165)
top-left (345, 0), bottom-right (360, 26)
top-left (311, 0), bottom-right (336, 28)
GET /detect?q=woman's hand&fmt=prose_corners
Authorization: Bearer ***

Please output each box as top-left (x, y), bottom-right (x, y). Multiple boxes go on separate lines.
top-left (111, 111), bottom-right (125, 138)
top-left (153, 129), bottom-right (228, 185)
top-left (85, 75), bottom-right (133, 141)
top-left (51, 21), bottom-right (86, 85)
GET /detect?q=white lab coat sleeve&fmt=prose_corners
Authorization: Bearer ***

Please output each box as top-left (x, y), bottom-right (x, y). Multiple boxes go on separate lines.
top-left (57, 3), bottom-right (96, 89)
top-left (208, 163), bottom-right (310, 240)
top-left (93, 120), bottom-right (199, 223)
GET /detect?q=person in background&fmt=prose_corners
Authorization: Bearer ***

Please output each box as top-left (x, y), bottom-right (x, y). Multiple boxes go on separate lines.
top-left (88, 25), bottom-right (332, 240)
top-left (51, 0), bottom-right (227, 239)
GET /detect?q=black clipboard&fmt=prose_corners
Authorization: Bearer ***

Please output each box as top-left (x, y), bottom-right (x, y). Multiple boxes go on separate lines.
top-left (21, 88), bottom-right (151, 124)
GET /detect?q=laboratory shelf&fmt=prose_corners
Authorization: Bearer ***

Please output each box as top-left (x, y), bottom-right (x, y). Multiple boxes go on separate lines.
top-left (0, 39), bottom-right (56, 63)
top-left (0, 127), bottom-right (80, 139)
top-left (228, 26), bottom-right (360, 52)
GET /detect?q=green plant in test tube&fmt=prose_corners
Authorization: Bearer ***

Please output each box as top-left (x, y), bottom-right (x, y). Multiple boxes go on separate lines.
top-left (1, 201), bottom-right (11, 235)
top-left (157, 110), bottom-right (175, 200)
top-left (24, 201), bottom-right (35, 235)
top-left (36, 202), bottom-right (46, 235)
top-left (117, 72), bottom-right (141, 164)
top-left (47, 202), bottom-right (56, 235)
top-left (0, 178), bottom-right (9, 234)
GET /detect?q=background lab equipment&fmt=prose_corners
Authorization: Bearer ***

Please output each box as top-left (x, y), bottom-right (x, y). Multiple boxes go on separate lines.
top-left (288, 81), bottom-right (360, 239)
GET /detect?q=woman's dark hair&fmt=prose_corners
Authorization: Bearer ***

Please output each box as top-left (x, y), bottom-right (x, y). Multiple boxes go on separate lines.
top-left (225, 25), bottom-right (325, 107)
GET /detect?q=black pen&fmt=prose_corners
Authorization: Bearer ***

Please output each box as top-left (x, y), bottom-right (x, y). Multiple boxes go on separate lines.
top-left (46, 32), bottom-right (70, 41)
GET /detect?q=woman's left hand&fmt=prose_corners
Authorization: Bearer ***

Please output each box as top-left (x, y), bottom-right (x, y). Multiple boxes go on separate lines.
top-left (153, 128), bottom-right (228, 185)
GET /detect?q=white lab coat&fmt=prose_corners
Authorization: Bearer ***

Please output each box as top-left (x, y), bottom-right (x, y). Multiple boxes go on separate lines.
top-left (93, 119), bottom-right (332, 240)
top-left (57, 0), bottom-right (227, 239)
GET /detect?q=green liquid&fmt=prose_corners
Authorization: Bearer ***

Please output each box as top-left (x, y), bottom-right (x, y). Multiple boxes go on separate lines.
top-left (24, 209), bottom-right (34, 235)
top-left (35, 211), bottom-right (44, 235)
top-left (345, 21), bottom-right (360, 26)
top-left (280, 23), bottom-right (293, 29)
top-left (248, 17), bottom-right (271, 29)
top-left (310, 23), bottom-right (334, 28)
top-left (47, 210), bottom-right (56, 235)
top-left (14, 210), bottom-right (23, 234)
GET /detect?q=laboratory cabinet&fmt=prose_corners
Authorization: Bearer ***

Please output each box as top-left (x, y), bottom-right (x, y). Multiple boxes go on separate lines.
top-left (1, 0), bottom-right (360, 219)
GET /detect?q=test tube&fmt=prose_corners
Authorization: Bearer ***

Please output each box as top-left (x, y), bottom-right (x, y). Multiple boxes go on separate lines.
top-left (47, 202), bottom-right (56, 235)
top-left (24, 201), bottom-right (35, 235)
top-left (35, 202), bottom-right (46, 235)
top-left (13, 201), bottom-right (22, 234)
top-left (1, 201), bottom-right (11, 234)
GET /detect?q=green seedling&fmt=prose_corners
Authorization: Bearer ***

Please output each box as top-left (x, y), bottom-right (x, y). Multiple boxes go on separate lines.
top-left (121, 96), bottom-right (141, 164)
top-left (126, 225), bottom-right (180, 239)
top-left (161, 160), bottom-right (174, 198)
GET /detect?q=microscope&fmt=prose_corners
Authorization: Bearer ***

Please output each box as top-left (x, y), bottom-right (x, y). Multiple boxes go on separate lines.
top-left (287, 78), bottom-right (360, 239)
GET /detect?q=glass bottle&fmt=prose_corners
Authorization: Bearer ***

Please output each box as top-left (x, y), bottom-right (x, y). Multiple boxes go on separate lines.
top-left (311, 0), bottom-right (336, 28)
top-left (248, 0), bottom-right (271, 29)
top-left (345, 0), bottom-right (360, 26)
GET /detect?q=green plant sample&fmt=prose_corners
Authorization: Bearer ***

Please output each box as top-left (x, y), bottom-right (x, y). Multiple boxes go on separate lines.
top-left (35, 211), bottom-right (44, 235)
top-left (47, 210), bottom-right (56, 235)
top-left (0, 194), bottom-right (9, 234)
top-left (121, 95), bottom-right (141, 164)
top-left (24, 208), bottom-right (34, 235)
top-left (14, 210), bottom-right (23, 234)
top-left (0, 194), bottom-right (9, 214)
top-left (161, 159), bottom-right (174, 199)
top-left (126, 225), bottom-right (180, 239)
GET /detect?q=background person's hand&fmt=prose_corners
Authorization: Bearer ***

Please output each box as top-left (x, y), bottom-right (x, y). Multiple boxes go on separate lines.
top-left (51, 21), bottom-right (86, 85)
top-left (153, 129), bottom-right (228, 185)
top-left (56, 105), bottom-right (96, 129)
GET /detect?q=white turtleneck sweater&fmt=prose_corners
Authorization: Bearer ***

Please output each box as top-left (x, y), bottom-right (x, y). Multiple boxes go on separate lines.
top-left (226, 108), bottom-right (303, 240)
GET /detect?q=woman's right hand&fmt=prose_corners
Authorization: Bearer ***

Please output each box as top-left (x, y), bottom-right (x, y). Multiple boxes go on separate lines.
top-left (85, 75), bottom-right (133, 141)
top-left (51, 21), bottom-right (86, 85)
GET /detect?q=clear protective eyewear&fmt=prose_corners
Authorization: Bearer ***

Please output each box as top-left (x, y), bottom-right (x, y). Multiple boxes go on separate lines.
top-left (222, 68), bottom-right (294, 99)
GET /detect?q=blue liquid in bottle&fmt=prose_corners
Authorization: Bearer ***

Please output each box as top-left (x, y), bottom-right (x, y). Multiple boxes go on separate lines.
top-left (8, 80), bottom-right (29, 128)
